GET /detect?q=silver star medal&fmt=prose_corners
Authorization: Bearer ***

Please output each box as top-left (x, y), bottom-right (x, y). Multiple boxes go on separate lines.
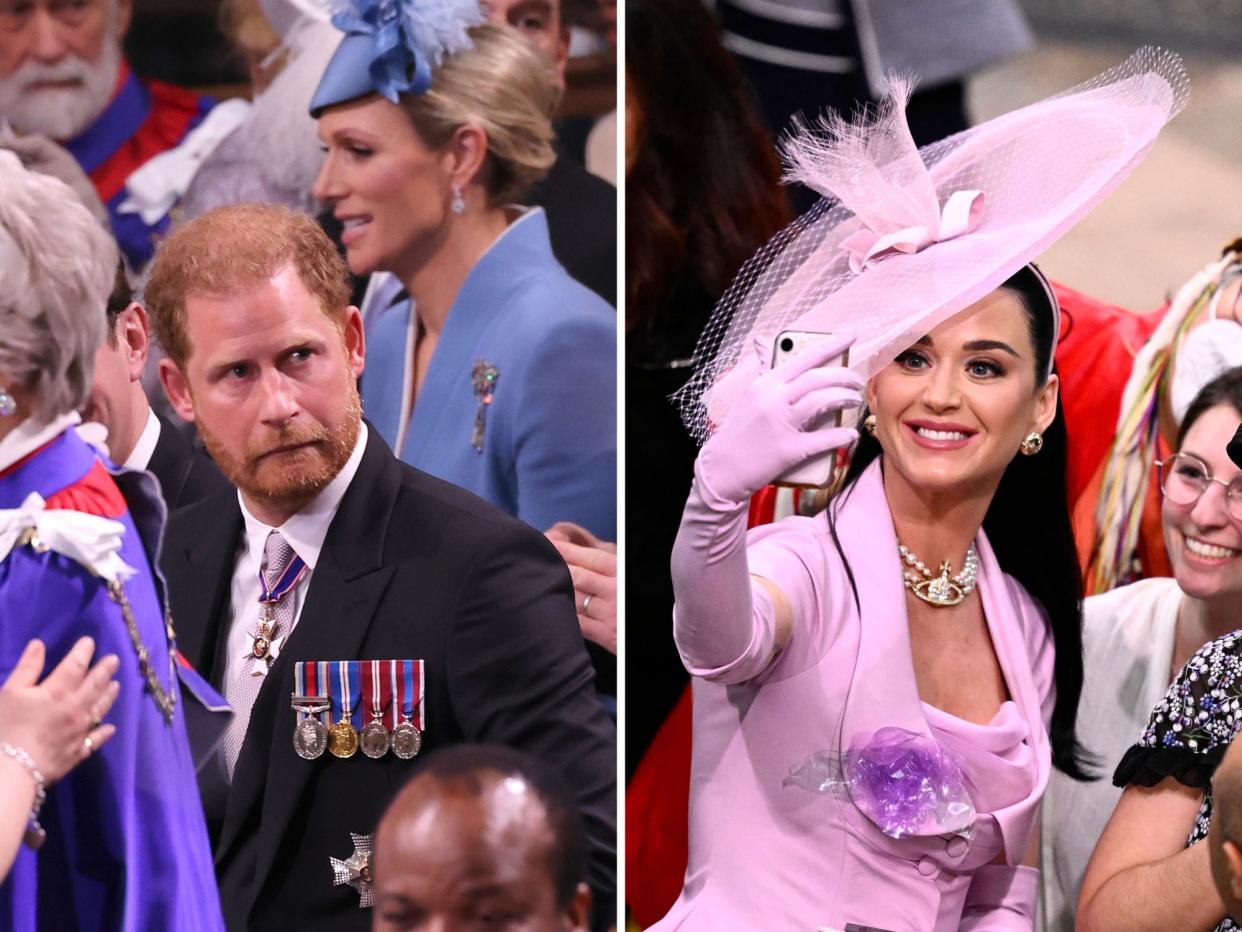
top-left (330, 832), bottom-right (375, 908)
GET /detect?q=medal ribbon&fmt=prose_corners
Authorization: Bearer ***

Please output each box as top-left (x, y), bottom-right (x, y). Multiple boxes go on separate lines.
top-left (397, 659), bottom-right (425, 730)
top-left (318, 661), bottom-right (329, 723)
top-left (365, 659), bottom-right (388, 721)
top-left (332, 660), bottom-right (362, 729)
top-left (293, 661), bottom-right (330, 723)
top-left (258, 552), bottom-right (307, 606)
top-left (387, 660), bottom-right (399, 730)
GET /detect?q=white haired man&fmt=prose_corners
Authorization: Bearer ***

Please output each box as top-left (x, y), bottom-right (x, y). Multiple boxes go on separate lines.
top-left (0, 0), bottom-right (216, 269)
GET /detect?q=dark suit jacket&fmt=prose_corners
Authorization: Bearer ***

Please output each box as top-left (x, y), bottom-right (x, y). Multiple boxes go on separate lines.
top-left (146, 413), bottom-right (231, 510)
top-left (531, 153), bottom-right (617, 307)
top-left (161, 427), bottom-right (617, 931)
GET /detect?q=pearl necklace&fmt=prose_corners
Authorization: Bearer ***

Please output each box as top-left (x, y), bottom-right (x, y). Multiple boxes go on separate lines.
top-left (898, 541), bottom-right (979, 607)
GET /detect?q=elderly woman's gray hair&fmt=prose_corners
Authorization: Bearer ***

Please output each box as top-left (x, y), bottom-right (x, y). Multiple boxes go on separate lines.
top-left (0, 151), bottom-right (117, 423)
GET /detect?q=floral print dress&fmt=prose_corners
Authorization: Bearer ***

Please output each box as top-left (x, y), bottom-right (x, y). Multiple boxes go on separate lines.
top-left (1114, 630), bottom-right (1242, 931)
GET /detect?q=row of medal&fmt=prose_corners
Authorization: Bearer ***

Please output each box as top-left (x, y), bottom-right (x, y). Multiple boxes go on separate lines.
top-left (291, 659), bottom-right (425, 761)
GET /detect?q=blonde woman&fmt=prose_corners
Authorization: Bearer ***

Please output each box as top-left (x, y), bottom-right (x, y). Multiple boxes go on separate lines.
top-left (311, 10), bottom-right (616, 541)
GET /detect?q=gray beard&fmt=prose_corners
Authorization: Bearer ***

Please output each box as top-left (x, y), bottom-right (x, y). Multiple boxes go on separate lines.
top-left (0, 38), bottom-right (121, 141)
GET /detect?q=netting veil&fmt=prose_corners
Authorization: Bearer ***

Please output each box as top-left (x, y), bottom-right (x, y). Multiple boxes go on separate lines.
top-left (674, 47), bottom-right (1190, 444)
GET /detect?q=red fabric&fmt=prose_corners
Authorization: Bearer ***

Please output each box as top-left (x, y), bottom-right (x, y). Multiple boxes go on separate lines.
top-left (1052, 281), bottom-right (1165, 511)
top-left (88, 71), bottom-right (206, 203)
top-left (44, 461), bottom-right (126, 519)
top-left (625, 687), bottom-right (693, 928)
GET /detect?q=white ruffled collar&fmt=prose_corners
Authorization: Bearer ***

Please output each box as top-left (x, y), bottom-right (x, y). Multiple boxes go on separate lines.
top-left (0, 413), bottom-right (135, 583)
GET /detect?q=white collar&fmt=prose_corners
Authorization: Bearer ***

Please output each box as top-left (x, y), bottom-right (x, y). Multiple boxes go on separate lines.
top-left (237, 422), bottom-right (368, 570)
top-left (0, 411), bottom-right (81, 473)
top-left (123, 408), bottom-right (161, 471)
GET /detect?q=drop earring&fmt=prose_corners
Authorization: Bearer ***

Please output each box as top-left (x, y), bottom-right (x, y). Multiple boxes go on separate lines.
top-left (0, 387), bottom-right (15, 418)
top-left (451, 184), bottom-right (465, 215)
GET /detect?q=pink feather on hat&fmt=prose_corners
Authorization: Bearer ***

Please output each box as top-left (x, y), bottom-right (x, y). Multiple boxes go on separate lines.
top-left (676, 47), bottom-right (1189, 443)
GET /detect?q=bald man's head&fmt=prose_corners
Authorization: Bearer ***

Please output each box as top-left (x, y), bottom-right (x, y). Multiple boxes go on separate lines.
top-left (372, 744), bottom-right (591, 931)
top-left (1211, 738), bottom-right (1242, 917)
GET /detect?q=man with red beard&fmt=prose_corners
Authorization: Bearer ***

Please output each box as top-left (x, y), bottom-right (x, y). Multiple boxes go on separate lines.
top-left (145, 203), bottom-right (616, 932)
top-left (0, 0), bottom-right (215, 269)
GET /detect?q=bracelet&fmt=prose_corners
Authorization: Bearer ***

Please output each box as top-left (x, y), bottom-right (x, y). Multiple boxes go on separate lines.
top-left (0, 741), bottom-right (46, 850)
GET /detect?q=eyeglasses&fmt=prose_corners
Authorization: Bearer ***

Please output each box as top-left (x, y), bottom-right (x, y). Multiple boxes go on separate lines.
top-left (0, 0), bottom-right (99, 33)
top-left (1157, 452), bottom-right (1242, 521)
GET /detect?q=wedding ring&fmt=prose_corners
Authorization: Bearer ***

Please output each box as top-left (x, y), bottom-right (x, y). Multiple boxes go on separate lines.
top-left (581, 594), bottom-right (594, 615)
top-left (89, 717), bottom-right (101, 731)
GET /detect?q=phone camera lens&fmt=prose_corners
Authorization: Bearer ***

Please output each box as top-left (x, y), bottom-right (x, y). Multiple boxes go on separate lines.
top-left (779, 337), bottom-right (794, 353)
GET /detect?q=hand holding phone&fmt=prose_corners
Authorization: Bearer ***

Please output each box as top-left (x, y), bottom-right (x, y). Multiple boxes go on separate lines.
top-left (770, 330), bottom-right (855, 488)
top-left (695, 331), bottom-right (861, 504)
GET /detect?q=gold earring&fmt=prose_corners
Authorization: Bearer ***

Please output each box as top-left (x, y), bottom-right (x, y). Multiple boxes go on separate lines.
top-left (1020, 431), bottom-right (1043, 456)
top-left (863, 414), bottom-right (877, 436)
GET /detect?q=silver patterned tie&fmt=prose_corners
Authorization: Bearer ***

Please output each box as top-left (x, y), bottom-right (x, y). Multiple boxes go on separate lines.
top-left (221, 530), bottom-right (299, 779)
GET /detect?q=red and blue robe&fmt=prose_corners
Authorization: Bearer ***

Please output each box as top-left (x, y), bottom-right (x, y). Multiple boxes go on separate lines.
top-left (0, 428), bottom-right (225, 931)
top-left (63, 62), bottom-right (214, 270)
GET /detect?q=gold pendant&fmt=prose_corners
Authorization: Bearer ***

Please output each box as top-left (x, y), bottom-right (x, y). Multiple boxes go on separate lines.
top-left (328, 720), bottom-right (359, 758)
top-left (910, 570), bottom-right (966, 607)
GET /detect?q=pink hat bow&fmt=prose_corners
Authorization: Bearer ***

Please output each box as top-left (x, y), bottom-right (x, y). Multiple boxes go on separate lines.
top-left (840, 188), bottom-right (985, 273)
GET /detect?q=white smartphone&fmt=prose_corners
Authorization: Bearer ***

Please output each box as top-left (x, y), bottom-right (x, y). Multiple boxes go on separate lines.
top-left (770, 330), bottom-right (850, 489)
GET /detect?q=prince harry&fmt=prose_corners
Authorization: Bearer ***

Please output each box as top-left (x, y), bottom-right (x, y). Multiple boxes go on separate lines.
top-left (147, 203), bottom-right (616, 931)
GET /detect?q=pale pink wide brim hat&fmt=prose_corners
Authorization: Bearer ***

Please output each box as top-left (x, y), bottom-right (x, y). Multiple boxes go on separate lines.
top-left (676, 47), bottom-right (1189, 442)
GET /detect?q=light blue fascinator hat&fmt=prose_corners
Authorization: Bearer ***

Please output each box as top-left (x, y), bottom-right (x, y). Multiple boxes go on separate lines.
top-left (308, 0), bottom-right (484, 116)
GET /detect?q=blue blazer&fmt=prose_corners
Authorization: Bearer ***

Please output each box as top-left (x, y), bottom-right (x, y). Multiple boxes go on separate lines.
top-left (362, 208), bottom-right (617, 539)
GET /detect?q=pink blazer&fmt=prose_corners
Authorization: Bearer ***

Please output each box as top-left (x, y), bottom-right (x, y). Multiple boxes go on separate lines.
top-left (653, 460), bottom-right (1055, 931)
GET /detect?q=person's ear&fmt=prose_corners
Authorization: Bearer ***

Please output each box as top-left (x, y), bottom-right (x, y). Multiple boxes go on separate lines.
top-left (341, 306), bottom-right (366, 379)
top-left (1032, 372), bottom-right (1059, 435)
top-left (157, 358), bottom-right (196, 424)
top-left (120, 303), bottom-right (151, 381)
top-left (1226, 839), bottom-right (1242, 900)
top-left (562, 882), bottom-right (591, 931)
top-left (112, 0), bottom-right (134, 40)
top-left (444, 124), bottom-right (490, 196)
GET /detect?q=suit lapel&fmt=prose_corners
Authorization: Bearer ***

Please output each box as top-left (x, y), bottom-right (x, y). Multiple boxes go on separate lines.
top-left (171, 495), bottom-right (242, 684)
top-left (216, 427), bottom-right (400, 899)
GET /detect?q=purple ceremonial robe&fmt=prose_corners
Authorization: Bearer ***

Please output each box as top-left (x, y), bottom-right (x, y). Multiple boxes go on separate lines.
top-left (0, 429), bottom-right (224, 931)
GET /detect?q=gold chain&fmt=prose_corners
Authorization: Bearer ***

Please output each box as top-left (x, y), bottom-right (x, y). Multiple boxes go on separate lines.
top-left (19, 529), bottom-right (179, 723)
top-left (104, 579), bottom-right (178, 724)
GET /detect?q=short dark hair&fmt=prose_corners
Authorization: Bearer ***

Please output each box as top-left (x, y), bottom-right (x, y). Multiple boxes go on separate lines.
top-left (105, 260), bottom-right (132, 347)
top-left (1177, 366), bottom-right (1242, 450)
top-left (406, 743), bottom-right (587, 906)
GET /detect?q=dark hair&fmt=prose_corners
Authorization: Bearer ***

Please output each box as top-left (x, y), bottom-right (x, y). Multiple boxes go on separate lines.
top-left (1176, 367), bottom-right (1242, 450)
top-left (830, 266), bottom-right (1092, 780)
top-left (625, 0), bottom-right (790, 329)
top-left (105, 260), bottom-right (131, 347)
top-left (405, 743), bottom-right (587, 907)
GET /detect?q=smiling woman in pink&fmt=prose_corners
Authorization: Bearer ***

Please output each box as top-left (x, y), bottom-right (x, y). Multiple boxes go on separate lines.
top-left (652, 50), bottom-right (1186, 931)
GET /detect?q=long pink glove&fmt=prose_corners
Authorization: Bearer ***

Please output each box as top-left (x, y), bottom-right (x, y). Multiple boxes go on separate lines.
top-left (959, 864), bottom-right (1039, 931)
top-left (671, 333), bottom-right (862, 683)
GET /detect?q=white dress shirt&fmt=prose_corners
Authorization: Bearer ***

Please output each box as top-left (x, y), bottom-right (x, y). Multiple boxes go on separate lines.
top-left (221, 424), bottom-right (368, 689)
top-left (123, 408), bottom-right (161, 471)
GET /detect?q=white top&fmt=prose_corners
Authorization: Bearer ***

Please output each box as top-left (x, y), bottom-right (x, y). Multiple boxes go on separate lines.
top-left (1039, 576), bottom-right (1183, 931)
top-left (221, 424), bottom-right (367, 688)
top-left (124, 408), bottom-right (161, 471)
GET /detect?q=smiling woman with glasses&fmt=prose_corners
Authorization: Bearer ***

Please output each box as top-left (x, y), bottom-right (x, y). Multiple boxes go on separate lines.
top-left (1159, 452), bottom-right (1242, 520)
top-left (1040, 366), bottom-right (1242, 931)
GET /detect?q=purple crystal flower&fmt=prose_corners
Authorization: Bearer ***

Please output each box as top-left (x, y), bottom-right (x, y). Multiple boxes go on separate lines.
top-left (785, 727), bottom-right (975, 838)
